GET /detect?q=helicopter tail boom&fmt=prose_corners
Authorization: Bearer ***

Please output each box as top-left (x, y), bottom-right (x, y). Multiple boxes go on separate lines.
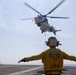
top-left (53, 29), bottom-right (62, 35)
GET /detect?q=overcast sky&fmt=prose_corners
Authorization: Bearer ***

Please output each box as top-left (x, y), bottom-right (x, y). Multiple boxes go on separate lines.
top-left (0, 0), bottom-right (76, 65)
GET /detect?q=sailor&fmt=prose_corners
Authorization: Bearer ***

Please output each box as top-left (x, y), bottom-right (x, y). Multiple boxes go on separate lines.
top-left (18, 37), bottom-right (76, 75)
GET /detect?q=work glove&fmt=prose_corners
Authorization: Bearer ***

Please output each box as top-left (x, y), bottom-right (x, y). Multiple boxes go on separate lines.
top-left (18, 58), bottom-right (27, 63)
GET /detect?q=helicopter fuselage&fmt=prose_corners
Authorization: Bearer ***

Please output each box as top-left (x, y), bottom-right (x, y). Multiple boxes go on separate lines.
top-left (35, 15), bottom-right (52, 33)
top-left (35, 15), bottom-right (58, 34)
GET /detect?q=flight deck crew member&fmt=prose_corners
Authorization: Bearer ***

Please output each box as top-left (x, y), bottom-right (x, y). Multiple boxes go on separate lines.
top-left (18, 37), bottom-right (76, 75)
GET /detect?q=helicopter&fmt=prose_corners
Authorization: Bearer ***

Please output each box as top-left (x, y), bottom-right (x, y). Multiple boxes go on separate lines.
top-left (22, 0), bottom-right (69, 35)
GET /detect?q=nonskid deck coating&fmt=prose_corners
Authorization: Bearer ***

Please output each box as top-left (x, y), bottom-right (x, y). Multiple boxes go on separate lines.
top-left (0, 65), bottom-right (76, 75)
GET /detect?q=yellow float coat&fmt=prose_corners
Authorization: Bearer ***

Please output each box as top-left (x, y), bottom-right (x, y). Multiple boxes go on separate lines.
top-left (25, 48), bottom-right (76, 74)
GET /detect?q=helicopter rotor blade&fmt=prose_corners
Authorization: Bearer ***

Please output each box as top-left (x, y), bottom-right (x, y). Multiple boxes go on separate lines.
top-left (21, 18), bottom-right (34, 20)
top-left (47, 16), bottom-right (69, 19)
top-left (46, 0), bottom-right (65, 16)
top-left (24, 2), bottom-right (42, 15)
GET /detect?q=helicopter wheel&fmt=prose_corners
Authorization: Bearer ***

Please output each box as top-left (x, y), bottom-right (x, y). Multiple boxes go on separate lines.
top-left (41, 30), bottom-right (44, 33)
top-left (50, 28), bottom-right (52, 31)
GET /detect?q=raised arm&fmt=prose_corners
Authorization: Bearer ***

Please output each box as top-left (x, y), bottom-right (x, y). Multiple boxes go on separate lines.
top-left (18, 51), bottom-right (46, 63)
top-left (63, 52), bottom-right (76, 61)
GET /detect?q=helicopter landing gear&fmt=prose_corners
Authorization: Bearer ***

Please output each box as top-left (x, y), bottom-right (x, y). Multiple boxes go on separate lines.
top-left (37, 23), bottom-right (41, 26)
top-left (41, 30), bottom-right (44, 33)
top-left (41, 29), bottom-right (45, 33)
top-left (50, 28), bottom-right (52, 31)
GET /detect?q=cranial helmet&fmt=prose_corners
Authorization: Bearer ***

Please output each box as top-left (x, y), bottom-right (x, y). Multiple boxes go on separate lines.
top-left (46, 37), bottom-right (61, 47)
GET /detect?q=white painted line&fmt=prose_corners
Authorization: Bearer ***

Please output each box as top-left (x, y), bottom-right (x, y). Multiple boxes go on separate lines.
top-left (8, 66), bottom-right (43, 75)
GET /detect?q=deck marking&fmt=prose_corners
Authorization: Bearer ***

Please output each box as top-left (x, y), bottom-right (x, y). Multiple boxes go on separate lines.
top-left (8, 66), bottom-right (43, 75)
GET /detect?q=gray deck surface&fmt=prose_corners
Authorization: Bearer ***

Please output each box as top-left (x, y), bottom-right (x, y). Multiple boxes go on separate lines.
top-left (0, 64), bottom-right (76, 75)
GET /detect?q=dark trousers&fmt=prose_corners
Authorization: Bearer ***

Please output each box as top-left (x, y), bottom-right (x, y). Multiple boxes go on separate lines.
top-left (45, 74), bottom-right (61, 75)
top-left (45, 70), bottom-right (61, 75)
